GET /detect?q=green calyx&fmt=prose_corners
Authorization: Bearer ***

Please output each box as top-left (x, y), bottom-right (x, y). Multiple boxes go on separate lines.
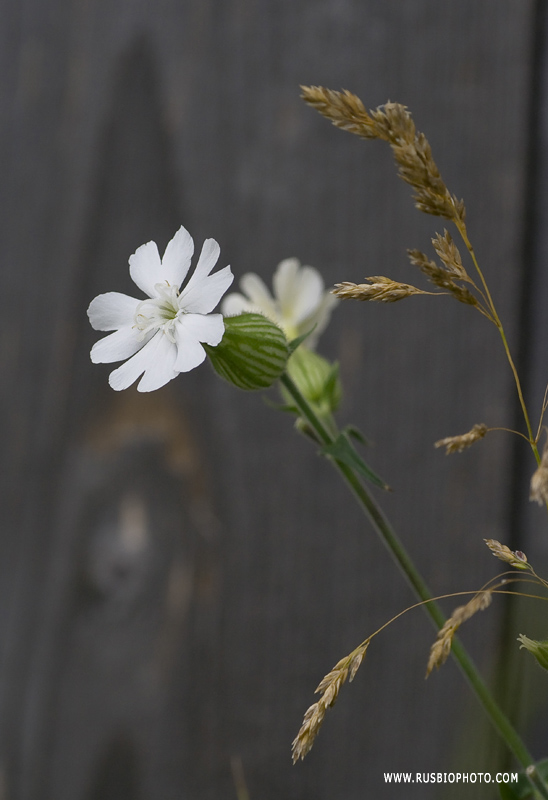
top-left (205, 313), bottom-right (289, 390)
top-left (518, 634), bottom-right (548, 671)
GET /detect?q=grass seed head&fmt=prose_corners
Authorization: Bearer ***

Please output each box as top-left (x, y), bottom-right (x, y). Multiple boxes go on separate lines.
top-left (435, 424), bottom-right (488, 454)
top-left (333, 277), bottom-right (427, 303)
top-left (426, 590), bottom-right (493, 676)
top-left (292, 641), bottom-right (369, 763)
top-left (530, 443), bottom-right (548, 506)
top-left (302, 86), bottom-right (466, 223)
top-left (484, 539), bottom-right (529, 570)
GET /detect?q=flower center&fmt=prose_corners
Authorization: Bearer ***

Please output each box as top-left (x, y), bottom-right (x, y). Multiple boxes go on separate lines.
top-left (134, 282), bottom-right (183, 342)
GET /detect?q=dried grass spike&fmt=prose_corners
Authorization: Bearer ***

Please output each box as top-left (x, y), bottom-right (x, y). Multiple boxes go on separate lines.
top-left (370, 102), bottom-right (415, 145)
top-left (447, 283), bottom-right (478, 307)
top-left (302, 87), bottom-right (466, 223)
top-left (291, 702), bottom-right (326, 762)
top-left (530, 442), bottom-right (548, 506)
top-left (426, 623), bottom-right (454, 675)
top-left (292, 641), bottom-right (369, 763)
top-left (426, 589), bottom-right (493, 676)
top-left (300, 86), bottom-right (379, 140)
top-left (333, 277), bottom-right (428, 303)
top-left (484, 539), bottom-right (529, 569)
top-left (408, 249), bottom-right (453, 288)
top-left (432, 230), bottom-right (467, 280)
top-left (349, 646), bottom-right (368, 681)
top-left (435, 423), bottom-right (487, 454)
top-left (315, 654), bottom-right (348, 695)
top-left (408, 248), bottom-right (478, 307)
top-left (385, 115), bottom-right (463, 221)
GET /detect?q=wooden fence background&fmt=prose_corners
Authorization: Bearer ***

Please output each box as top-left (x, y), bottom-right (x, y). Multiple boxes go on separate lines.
top-left (2, 0), bottom-right (548, 798)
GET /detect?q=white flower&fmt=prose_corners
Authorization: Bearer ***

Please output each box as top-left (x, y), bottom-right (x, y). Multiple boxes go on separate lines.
top-left (88, 225), bottom-right (233, 392)
top-left (221, 258), bottom-right (338, 348)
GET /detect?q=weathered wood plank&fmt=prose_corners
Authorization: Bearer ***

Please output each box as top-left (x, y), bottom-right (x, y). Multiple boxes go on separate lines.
top-left (0, 1), bottom-right (538, 798)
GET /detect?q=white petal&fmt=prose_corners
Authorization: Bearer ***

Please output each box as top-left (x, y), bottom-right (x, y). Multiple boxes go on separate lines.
top-left (221, 292), bottom-right (254, 316)
top-left (108, 331), bottom-right (165, 391)
top-left (280, 262), bottom-right (324, 326)
top-left (88, 292), bottom-right (140, 331)
top-left (273, 258), bottom-right (301, 311)
top-left (174, 338), bottom-right (207, 373)
top-left (173, 314), bottom-right (222, 372)
top-left (160, 225), bottom-right (194, 289)
top-left (179, 266), bottom-right (234, 314)
top-left (186, 239), bottom-right (221, 289)
top-left (137, 334), bottom-right (179, 392)
top-left (90, 326), bottom-right (144, 363)
top-left (129, 240), bottom-right (163, 298)
top-left (177, 313), bottom-right (225, 347)
top-left (238, 273), bottom-right (278, 319)
top-left (299, 292), bottom-right (339, 348)
top-left (294, 266), bottom-right (325, 320)
top-left (199, 313), bottom-right (225, 345)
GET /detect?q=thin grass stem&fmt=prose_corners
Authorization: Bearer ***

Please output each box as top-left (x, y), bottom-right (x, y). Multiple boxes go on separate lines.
top-left (455, 221), bottom-right (540, 465)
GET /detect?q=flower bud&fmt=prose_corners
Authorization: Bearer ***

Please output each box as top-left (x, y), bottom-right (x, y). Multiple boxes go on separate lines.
top-left (205, 313), bottom-right (289, 390)
top-left (286, 346), bottom-right (342, 415)
top-left (518, 634), bottom-right (548, 671)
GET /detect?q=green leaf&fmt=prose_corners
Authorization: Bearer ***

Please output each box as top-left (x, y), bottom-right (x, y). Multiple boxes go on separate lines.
top-left (342, 424), bottom-right (371, 447)
top-left (262, 396), bottom-right (298, 415)
top-left (320, 432), bottom-right (389, 490)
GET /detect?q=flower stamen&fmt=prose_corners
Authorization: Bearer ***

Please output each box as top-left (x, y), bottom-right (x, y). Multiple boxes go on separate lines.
top-left (134, 281), bottom-right (183, 342)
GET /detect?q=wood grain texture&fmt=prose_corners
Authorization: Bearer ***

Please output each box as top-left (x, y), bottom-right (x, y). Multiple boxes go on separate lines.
top-left (0, 1), bottom-right (540, 798)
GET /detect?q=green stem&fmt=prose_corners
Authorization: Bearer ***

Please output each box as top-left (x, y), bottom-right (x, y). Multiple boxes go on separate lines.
top-left (280, 372), bottom-right (548, 798)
